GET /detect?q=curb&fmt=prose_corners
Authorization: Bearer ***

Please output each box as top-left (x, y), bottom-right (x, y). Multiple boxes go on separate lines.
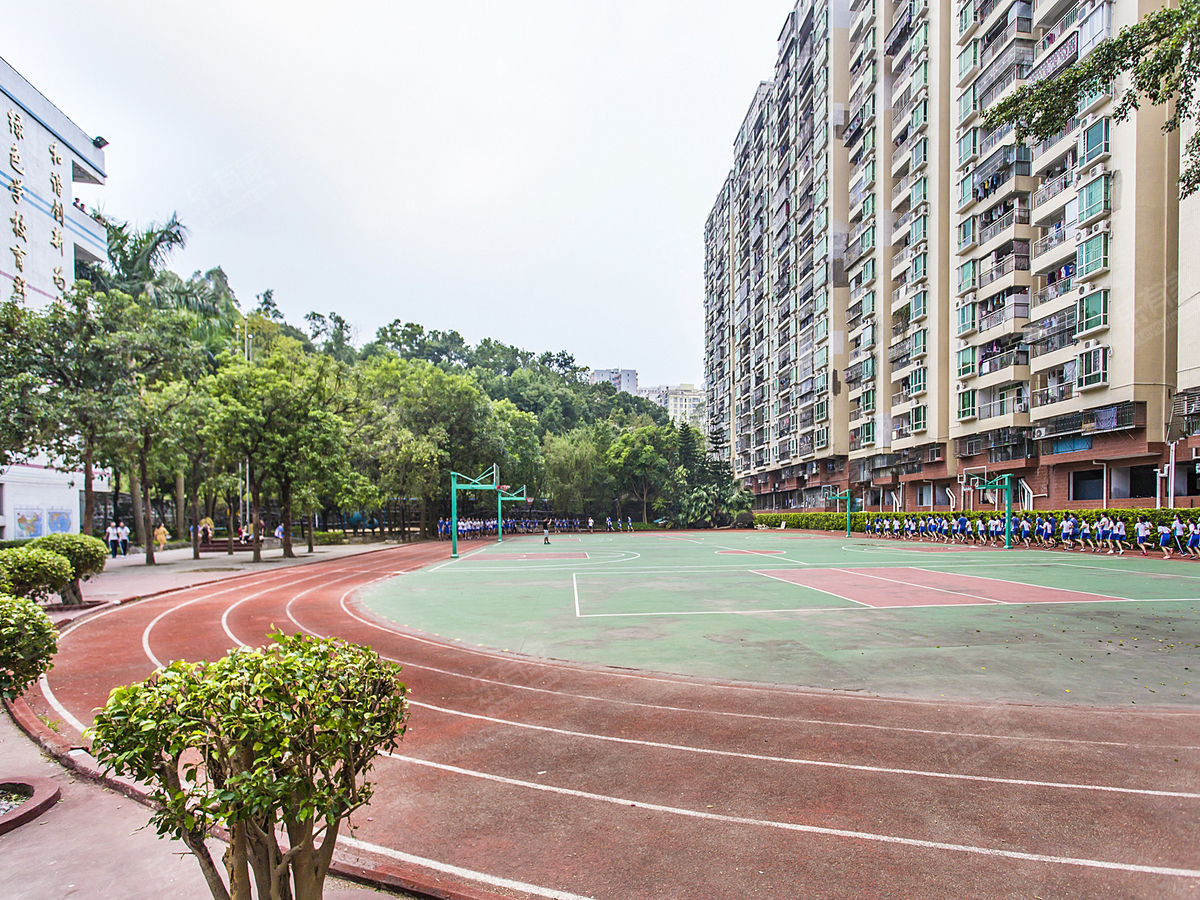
top-left (0, 774), bottom-right (61, 836)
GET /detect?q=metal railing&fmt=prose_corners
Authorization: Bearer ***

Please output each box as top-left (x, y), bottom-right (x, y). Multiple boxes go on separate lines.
top-left (979, 121), bottom-right (1015, 157)
top-left (978, 300), bottom-right (1030, 332)
top-left (978, 207), bottom-right (1030, 244)
top-left (978, 347), bottom-right (1030, 376)
top-left (979, 396), bottom-right (1030, 419)
top-left (1032, 169), bottom-right (1073, 207)
top-left (1032, 382), bottom-right (1074, 407)
top-left (978, 254), bottom-right (1030, 288)
top-left (1033, 226), bottom-right (1072, 257)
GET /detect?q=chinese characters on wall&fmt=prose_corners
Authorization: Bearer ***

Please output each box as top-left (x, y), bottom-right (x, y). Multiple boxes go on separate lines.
top-left (6, 105), bottom-right (71, 301)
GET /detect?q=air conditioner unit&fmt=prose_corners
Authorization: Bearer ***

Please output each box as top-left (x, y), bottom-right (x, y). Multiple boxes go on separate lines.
top-left (958, 339), bottom-right (968, 349)
top-left (1033, 426), bottom-right (1048, 439)
top-left (1073, 229), bottom-right (1085, 242)
top-left (956, 381), bottom-right (967, 392)
top-left (1092, 163), bottom-right (1107, 177)
top-left (1080, 115), bottom-right (1093, 130)
top-left (966, 293), bottom-right (977, 304)
top-left (1097, 220), bottom-right (1110, 232)
top-left (1083, 339), bottom-right (1098, 349)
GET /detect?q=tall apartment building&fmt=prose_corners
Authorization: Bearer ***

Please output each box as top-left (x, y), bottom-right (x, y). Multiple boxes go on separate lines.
top-left (706, 0), bottom-right (1197, 511)
top-left (0, 55), bottom-right (109, 537)
top-left (589, 368), bottom-right (638, 394)
top-left (704, 0), bottom-right (855, 510)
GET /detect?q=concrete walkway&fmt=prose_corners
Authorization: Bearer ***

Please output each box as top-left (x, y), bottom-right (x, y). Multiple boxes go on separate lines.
top-left (3, 538), bottom-right (431, 900)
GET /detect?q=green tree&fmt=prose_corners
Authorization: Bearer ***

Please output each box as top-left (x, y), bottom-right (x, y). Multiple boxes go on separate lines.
top-left (606, 424), bottom-right (676, 523)
top-left (0, 300), bottom-right (51, 468)
top-left (28, 534), bottom-right (107, 605)
top-left (0, 595), bottom-right (58, 700)
top-left (0, 547), bottom-right (73, 602)
top-left (89, 632), bottom-right (410, 900)
top-left (985, 0), bottom-right (1200, 197)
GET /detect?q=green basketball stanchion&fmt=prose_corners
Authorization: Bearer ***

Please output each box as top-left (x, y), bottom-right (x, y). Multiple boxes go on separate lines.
top-left (449, 464), bottom-right (500, 558)
top-left (830, 489), bottom-right (853, 537)
top-left (970, 473), bottom-right (1014, 548)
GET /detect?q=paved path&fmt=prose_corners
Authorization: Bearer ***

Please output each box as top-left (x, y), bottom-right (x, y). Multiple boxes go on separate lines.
top-left (23, 541), bottom-right (1200, 899)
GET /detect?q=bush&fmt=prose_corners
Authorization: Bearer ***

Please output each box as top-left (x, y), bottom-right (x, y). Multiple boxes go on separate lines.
top-left (734, 510), bottom-right (756, 528)
top-left (30, 534), bottom-right (107, 605)
top-left (312, 530), bottom-right (347, 546)
top-left (0, 594), bottom-right (58, 699)
top-left (0, 547), bottom-right (73, 602)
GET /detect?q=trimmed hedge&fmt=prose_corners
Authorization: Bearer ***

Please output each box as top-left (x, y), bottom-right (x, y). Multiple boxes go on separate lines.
top-left (312, 530), bottom-right (347, 546)
top-left (752, 507), bottom-right (1200, 534)
top-left (0, 546), bottom-right (73, 602)
top-left (0, 594), bottom-right (58, 699)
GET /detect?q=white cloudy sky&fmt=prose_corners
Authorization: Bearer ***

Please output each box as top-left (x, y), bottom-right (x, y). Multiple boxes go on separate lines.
top-left (8, 1), bottom-right (795, 385)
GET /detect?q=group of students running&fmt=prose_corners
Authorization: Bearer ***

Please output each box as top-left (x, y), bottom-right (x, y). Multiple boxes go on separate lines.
top-left (864, 511), bottom-right (1200, 559)
top-left (435, 515), bottom-right (637, 540)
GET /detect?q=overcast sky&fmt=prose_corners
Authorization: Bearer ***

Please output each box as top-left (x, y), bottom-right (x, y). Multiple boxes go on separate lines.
top-left (8, 1), bottom-right (795, 386)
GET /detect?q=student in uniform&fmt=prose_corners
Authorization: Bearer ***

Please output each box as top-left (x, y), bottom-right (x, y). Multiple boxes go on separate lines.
top-left (1173, 515), bottom-right (1187, 555)
top-left (1113, 518), bottom-right (1127, 554)
top-left (1186, 517), bottom-right (1200, 560)
top-left (1020, 514), bottom-right (1031, 548)
top-left (1079, 518), bottom-right (1093, 552)
top-left (1158, 521), bottom-right (1174, 559)
top-left (1135, 517), bottom-right (1151, 555)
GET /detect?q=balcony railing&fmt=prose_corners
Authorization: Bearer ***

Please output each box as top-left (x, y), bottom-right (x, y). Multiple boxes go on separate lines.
top-left (1033, 276), bottom-right (1073, 306)
top-left (978, 254), bottom-right (1030, 288)
top-left (1032, 169), bottom-right (1072, 207)
top-left (978, 207), bottom-right (1030, 245)
top-left (1033, 226), bottom-right (1072, 257)
top-left (979, 300), bottom-right (1030, 332)
top-left (979, 396), bottom-right (1030, 420)
top-left (978, 347), bottom-right (1030, 376)
top-left (979, 121), bottom-right (1014, 157)
top-left (1032, 382), bottom-right (1074, 407)
top-left (1028, 30), bottom-right (1077, 84)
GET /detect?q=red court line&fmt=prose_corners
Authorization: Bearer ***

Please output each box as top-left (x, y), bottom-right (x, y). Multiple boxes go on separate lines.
top-left (759, 567), bottom-right (1125, 608)
top-left (475, 552), bottom-right (588, 561)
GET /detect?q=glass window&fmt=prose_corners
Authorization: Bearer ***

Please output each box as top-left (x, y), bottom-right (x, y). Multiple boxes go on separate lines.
top-left (1080, 175), bottom-right (1110, 221)
top-left (1082, 118), bottom-right (1110, 164)
top-left (910, 214), bottom-right (928, 243)
top-left (815, 235), bottom-right (829, 260)
top-left (815, 372), bottom-right (829, 394)
top-left (910, 366), bottom-right (928, 395)
top-left (1079, 232), bottom-right (1109, 276)
top-left (912, 404), bottom-right (928, 432)
top-left (912, 137), bottom-right (928, 169)
top-left (814, 208), bottom-right (828, 233)
top-left (815, 398), bottom-right (829, 422)
top-left (957, 302), bottom-right (977, 334)
top-left (1077, 346), bottom-right (1109, 387)
top-left (958, 389), bottom-right (977, 420)
top-left (958, 40), bottom-right (978, 79)
top-left (815, 177), bottom-right (828, 206)
top-left (910, 251), bottom-right (928, 280)
top-left (862, 258), bottom-right (876, 283)
top-left (862, 388), bottom-right (876, 414)
top-left (911, 290), bottom-right (927, 319)
top-left (912, 328), bottom-right (928, 356)
top-left (958, 216), bottom-right (976, 249)
top-left (1077, 289), bottom-right (1109, 333)
top-left (1079, 2), bottom-right (1110, 56)
top-left (958, 87), bottom-right (975, 124)
top-left (957, 346), bottom-right (976, 377)
top-left (815, 261), bottom-right (829, 288)
top-left (815, 426), bottom-right (830, 449)
top-left (816, 151), bottom-right (828, 176)
top-left (958, 173), bottom-right (973, 206)
top-left (814, 289), bottom-right (829, 314)
top-left (814, 318), bottom-right (829, 341)
top-left (911, 98), bottom-right (928, 130)
top-left (958, 129), bottom-right (977, 167)
top-left (861, 290), bottom-right (876, 316)
top-left (911, 176), bottom-right (928, 205)
top-left (958, 260), bottom-right (977, 293)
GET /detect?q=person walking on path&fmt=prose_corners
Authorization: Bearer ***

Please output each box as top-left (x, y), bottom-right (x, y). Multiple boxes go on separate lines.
top-left (153, 523), bottom-right (169, 551)
top-left (117, 521), bottom-right (130, 556)
top-left (543, 519), bottom-right (551, 545)
top-left (104, 521), bottom-right (120, 557)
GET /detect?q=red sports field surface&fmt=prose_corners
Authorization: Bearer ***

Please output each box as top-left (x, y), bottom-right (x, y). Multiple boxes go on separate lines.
top-left (760, 566), bottom-right (1127, 607)
top-left (28, 544), bottom-right (1200, 899)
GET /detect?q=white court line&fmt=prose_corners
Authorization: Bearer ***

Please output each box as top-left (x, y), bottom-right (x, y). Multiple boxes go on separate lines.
top-left (834, 567), bottom-right (1006, 604)
top-left (338, 836), bottom-right (594, 900)
top-left (1050, 561), bottom-right (1200, 582)
top-left (577, 606), bottom-right (852, 618)
top-left (428, 543), bottom-right (493, 572)
top-left (385, 753), bottom-right (1200, 880)
top-left (297, 586), bottom-right (1200, 749)
top-left (572, 573), bottom-right (580, 618)
top-left (406, 699), bottom-right (1200, 799)
top-left (754, 569), bottom-right (873, 607)
top-left (713, 544), bottom-right (791, 558)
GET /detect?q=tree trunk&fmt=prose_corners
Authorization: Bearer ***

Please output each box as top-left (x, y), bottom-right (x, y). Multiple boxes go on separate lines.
top-left (420, 497), bottom-right (427, 540)
top-left (140, 439), bottom-right (156, 565)
top-left (82, 441), bottom-right (95, 537)
top-left (251, 476), bottom-right (262, 563)
top-left (128, 466), bottom-right (146, 549)
top-left (400, 501), bottom-right (408, 543)
top-left (191, 474), bottom-right (201, 561)
top-left (224, 821), bottom-right (252, 900)
top-left (176, 472), bottom-right (186, 542)
top-left (227, 498), bottom-right (236, 556)
top-left (281, 480), bottom-right (295, 558)
top-left (307, 509), bottom-right (316, 554)
top-left (181, 827), bottom-right (232, 900)
top-left (110, 469), bottom-right (120, 529)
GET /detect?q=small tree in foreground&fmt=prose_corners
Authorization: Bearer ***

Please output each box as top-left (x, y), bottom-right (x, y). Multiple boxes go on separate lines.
top-left (0, 546), bottom-right (73, 602)
top-left (0, 594), bottom-right (58, 699)
top-left (29, 534), bottom-right (108, 605)
top-left (89, 632), bottom-right (410, 900)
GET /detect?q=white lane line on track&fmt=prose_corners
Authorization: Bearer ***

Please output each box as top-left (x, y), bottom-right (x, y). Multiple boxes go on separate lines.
top-left (38, 674), bottom-right (87, 734)
top-left (405, 700), bottom-right (1200, 800)
top-left (295, 594), bottom-right (1200, 752)
top-left (220, 571), bottom-right (362, 649)
top-left (338, 836), bottom-right (594, 900)
top-left (383, 753), bottom-right (1200, 880)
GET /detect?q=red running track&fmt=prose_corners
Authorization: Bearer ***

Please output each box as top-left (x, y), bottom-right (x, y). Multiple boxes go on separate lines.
top-left (32, 543), bottom-right (1200, 900)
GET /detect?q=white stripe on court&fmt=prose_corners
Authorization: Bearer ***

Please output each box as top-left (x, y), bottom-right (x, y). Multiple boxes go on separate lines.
top-left (338, 835), bottom-right (595, 900)
top-left (405, 700), bottom-right (1200, 800)
top-left (754, 569), bottom-right (872, 606)
top-left (384, 753), bottom-right (1200, 879)
top-left (834, 567), bottom-right (1007, 604)
top-left (572, 572), bottom-right (580, 618)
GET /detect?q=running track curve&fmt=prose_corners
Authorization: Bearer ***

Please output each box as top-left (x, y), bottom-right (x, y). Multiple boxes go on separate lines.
top-left (32, 543), bottom-right (1200, 899)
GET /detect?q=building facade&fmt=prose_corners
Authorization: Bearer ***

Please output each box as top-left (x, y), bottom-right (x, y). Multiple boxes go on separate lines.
top-left (589, 368), bottom-right (638, 394)
top-left (638, 383), bottom-right (706, 426)
top-left (1, 55), bottom-right (108, 538)
top-left (706, 0), bottom-right (1197, 512)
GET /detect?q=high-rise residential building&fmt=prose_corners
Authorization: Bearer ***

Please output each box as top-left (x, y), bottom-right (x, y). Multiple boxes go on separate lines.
top-left (638, 384), bottom-right (706, 426)
top-left (706, 0), bottom-right (1196, 511)
top-left (1, 56), bottom-right (109, 538)
top-left (589, 368), bottom-right (638, 394)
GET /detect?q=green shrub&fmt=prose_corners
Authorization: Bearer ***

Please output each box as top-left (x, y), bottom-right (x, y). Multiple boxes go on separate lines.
top-left (0, 547), bottom-right (73, 602)
top-left (0, 594), bottom-right (58, 699)
top-left (312, 530), bottom-right (347, 546)
top-left (30, 534), bottom-right (107, 605)
top-left (734, 510), bottom-right (756, 528)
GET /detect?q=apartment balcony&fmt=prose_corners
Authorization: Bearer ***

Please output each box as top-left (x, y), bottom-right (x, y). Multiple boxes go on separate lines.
top-left (977, 349), bottom-right (1031, 390)
top-left (1033, 275), bottom-right (1073, 308)
top-left (1032, 225), bottom-right (1077, 272)
top-left (1031, 381), bottom-right (1075, 409)
top-left (978, 207), bottom-right (1032, 252)
top-left (978, 395), bottom-right (1031, 423)
top-left (978, 299), bottom-right (1030, 335)
top-left (979, 122), bottom-right (1015, 158)
top-left (978, 254), bottom-right (1030, 291)
top-left (1032, 169), bottom-right (1074, 220)
top-left (1033, 0), bottom-right (1076, 30)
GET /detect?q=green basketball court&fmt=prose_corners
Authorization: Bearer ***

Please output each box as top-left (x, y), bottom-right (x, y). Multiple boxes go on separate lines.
top-left (360, 531), bottom-right (1200, 706)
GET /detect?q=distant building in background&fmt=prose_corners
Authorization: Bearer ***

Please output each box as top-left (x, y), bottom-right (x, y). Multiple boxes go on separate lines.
top-left (638, 384), bottom-right (706, 426)
top-left (1, 55), bottom-right (109, 538)
top-left (589, 368), bottom-right (638, 394)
